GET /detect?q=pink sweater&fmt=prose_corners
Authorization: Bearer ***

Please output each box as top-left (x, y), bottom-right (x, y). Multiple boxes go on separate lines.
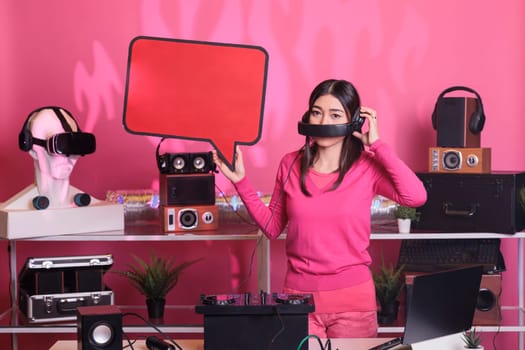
top-left (234, 140), bottom-right (427, 292)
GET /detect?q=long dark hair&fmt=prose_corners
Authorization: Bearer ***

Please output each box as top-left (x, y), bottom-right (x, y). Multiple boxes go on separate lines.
top-left (299, 79), bottom-right (364, 196)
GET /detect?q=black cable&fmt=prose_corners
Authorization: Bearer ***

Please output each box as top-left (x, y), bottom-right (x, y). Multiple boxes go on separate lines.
top-left (122, 312), bottom-right (184, 350)
top-left (296, 334), bottom-right (334, 350)
top-left (121, 334), bottom-right (136, 349)
top-left (214, 183), bottom-right (259, 227)
top-left (267, 306), bottom-right (285, 350)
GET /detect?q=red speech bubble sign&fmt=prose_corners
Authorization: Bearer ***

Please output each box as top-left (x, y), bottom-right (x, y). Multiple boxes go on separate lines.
top-left (123, 36), bottom-right (269, 170)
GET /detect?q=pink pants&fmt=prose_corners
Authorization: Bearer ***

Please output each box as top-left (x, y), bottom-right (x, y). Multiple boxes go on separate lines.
top-left (308, 310), bottom-right (378, 338)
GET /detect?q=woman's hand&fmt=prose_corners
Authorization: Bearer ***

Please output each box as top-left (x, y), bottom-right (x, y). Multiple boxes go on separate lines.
top-left (212, 146), bottom-right (246, 183)
top-left (352, 106), bottom-right (380, 146)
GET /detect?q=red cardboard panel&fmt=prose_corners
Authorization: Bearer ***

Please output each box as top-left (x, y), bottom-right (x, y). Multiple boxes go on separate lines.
top-left (123, 36), bottom-right (269, 170)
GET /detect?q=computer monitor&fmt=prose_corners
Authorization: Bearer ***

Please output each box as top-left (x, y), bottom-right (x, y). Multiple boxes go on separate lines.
top-left (369, 265), bottom-right (483, 350)
top-left (404, 265), bottom-right (483, 344)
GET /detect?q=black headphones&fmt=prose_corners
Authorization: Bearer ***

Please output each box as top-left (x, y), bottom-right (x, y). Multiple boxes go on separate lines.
top-left (297, 106), bottom-right (364, 137)
top-left (19, 106), bottom-right (78, 152)
top-left (431, 86), bottom-right (486, 134)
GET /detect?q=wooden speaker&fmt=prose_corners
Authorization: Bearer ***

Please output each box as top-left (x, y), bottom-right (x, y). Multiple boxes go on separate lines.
top-left (435, 97), bottom-right (481, 148)
top-left (428, 147), bottom-right (491, 174)
top-left (473, 273), bottom-right (501, 326)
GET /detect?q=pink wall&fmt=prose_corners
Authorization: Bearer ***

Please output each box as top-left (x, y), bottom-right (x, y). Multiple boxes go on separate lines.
top-left (1, 1), bottom-right (524, 349)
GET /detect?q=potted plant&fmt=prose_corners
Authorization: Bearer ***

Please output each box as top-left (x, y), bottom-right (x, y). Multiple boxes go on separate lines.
top-left (373, 258), bottom-right (405, 324)
top-left (394, 205), bottom-right (419, 233)
top-left (462, 328), bottom-right (483, 349)
top-left (115, 250), bottom-right (203, 319)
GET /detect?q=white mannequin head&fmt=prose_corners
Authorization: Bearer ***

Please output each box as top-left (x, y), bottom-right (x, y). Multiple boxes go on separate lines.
top-left (22, 107), bottom-right (81, 207)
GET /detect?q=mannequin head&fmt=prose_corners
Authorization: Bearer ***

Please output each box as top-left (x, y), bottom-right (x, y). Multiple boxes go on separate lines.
top-left (27, 108), bottom-right (80, 183)
top-left (19, 107), bottom-right (95, 207)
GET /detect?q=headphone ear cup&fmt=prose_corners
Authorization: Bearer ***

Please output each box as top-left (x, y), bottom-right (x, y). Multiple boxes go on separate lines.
top-left (351, 107), bottom-right (364, 132)
top-left (431, 109), bottom-right (438, 130)
top-left (469, 107), bottom-right (485, 134)
top-left (18, 128), bottom-right (33, 152)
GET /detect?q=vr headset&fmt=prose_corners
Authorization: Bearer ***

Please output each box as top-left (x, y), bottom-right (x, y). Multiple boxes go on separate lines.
top-left (19, 107), bottom-right (96, 156)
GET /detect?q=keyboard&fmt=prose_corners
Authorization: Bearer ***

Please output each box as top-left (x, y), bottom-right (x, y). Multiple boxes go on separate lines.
top-left (397, 238), bottom-right (505, 274)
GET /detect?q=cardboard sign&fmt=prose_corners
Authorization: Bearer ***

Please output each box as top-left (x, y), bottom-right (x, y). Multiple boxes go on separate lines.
top-left (123, 36), bottom-right (269, 170)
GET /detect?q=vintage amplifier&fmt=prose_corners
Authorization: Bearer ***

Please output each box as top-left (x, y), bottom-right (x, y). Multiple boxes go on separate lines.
top-left (18, 254), bottom-right (114, 323)
top-left (414, 172), bottom-right (525, 234)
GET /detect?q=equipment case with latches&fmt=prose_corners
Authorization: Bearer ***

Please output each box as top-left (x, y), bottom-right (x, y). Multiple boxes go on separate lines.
top-left (18, 254), bottom-right (114, 323)
top-left (414, 171), bottom-right (525, 234)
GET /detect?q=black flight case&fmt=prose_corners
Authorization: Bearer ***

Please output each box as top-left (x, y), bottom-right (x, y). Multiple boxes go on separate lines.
top-left (18, 254), bottom-right (114, 323)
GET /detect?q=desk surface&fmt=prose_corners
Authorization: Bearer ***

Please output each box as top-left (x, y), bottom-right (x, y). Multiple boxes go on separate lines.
top-left (49, 338), bottom-right (394, 350)
top-left (50, 332), bottom-right (467, 350)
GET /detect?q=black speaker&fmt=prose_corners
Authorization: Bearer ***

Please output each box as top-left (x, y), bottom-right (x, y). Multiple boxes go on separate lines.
top-left (159, 173), bottom-right (215, 206)
top-left (431, 86), bottom-right (486, 148)
top-left (157, 151), bottom-right (216, 174)
top-left (77, 305), bottom-right (122, 350)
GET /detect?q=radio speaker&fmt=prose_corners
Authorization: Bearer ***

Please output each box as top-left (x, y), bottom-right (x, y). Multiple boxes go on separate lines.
top-left (473, 273), bottom-right (501, 326)
top-left (162, 204), bottom-right (219, 233)
top-left (434, 97), bottom-right (481, 148)
top-left (160, 173), bottom-right (215, 206)
top-left (429, 147), bottom-right (491, 174)
top-left (77, 305), bottom-right (122, 350)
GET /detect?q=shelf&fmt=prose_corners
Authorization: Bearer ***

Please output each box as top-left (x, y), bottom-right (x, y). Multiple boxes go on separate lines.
top-left (1, 304), bottom-right (524, 334)
top-left (371, 232), bottom-right (525, 240)
top-left (6, 218), bottom-right (523, 242)
top-left (0, 305), bottom-right (203, 334)
top-left (11, 222), bottom-right (261, 242)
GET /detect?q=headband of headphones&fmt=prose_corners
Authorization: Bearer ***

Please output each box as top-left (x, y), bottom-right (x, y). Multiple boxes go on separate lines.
top-left (19, 106), bottom-right (96, 156)
top-left (297, 107), bottom-right (364, 137)
top-left (431, 86), bottom-right (486, 133)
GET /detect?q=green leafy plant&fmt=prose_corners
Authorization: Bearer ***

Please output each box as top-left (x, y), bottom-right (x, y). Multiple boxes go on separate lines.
top-left (462, 328), bottom-right (482, 348)
top-left (115, 250), bottom-right (202, 302)
top-left (394, 205), bottom-right (419, 221)
top-left (373, 258), bottom-right (405, 309)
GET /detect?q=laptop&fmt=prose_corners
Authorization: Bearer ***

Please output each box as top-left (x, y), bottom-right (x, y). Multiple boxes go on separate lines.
top-left (369, 265), bottom-right (483, 350)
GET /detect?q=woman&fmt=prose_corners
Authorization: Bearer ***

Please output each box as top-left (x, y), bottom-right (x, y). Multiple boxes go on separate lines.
top-left (213, 79), bottom-right (427, 338)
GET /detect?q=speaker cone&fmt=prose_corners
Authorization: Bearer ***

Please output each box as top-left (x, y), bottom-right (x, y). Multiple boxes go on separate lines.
top-left (172, 156), bottom-right (186, 171)
top-left (443, 151), bottom-right (461, 170)
top-left (193, 156), bottom-right (206, 170)
top-left (477, 288), bottom-right (496, 312)
top-left (179, 209), bottom-right (198, 229)
top-left (90, 322), bottom-right (114, 346)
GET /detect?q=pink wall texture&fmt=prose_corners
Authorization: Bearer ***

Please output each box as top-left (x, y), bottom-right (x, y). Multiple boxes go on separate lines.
top-left (1, 1), bottom-right (524, 349)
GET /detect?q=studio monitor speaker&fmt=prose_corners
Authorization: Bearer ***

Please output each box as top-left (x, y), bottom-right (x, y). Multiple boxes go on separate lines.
top-left (434, 97), bottom-right (481, 148)
top-left (77, 305), bottom-right (122, 350)
top-left (473, 273), bottom-right (501, 326)
top-left (159, 173), bottom-right (215, 206)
